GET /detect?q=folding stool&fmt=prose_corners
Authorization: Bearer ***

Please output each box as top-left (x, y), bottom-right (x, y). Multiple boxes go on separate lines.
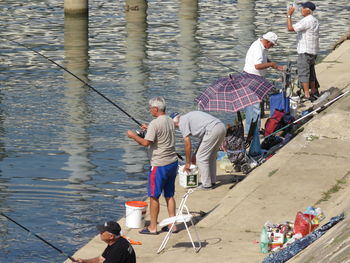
top-left (157, 189), bottom-right (201, 253)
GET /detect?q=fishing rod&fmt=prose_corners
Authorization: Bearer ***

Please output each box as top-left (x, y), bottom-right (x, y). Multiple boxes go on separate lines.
top-left (1, 212), bottom-right (77, 262)
top-left (1, 36), bottom-right (183, 160)
top-left (0, 35), bottom-right (142, 127)
top-left (264, 90), bottom-right (350, 139)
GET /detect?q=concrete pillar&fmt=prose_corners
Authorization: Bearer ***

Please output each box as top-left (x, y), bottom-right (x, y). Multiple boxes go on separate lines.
top-left (64, 0), bottom-right (88, 15)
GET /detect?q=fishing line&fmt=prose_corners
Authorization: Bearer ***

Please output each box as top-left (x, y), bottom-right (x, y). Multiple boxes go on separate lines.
top-left (0, 36), bottom-right (183, 160)
top-left (1, 212), bottom-right (77, 262)
top-left (0, 35), bottom-right (142, 127)
top-left (178, 42), bottom-right (241, 74)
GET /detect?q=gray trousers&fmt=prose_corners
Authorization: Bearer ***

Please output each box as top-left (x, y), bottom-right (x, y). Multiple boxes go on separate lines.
top-left (196, 122), bottom-right (226, 187)
top-left (297, 53), bottom-right (317, 83)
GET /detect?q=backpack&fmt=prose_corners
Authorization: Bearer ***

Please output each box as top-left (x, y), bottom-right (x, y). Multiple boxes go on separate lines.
top-left (221, 111), bottom-right (245, 164)
top-left (264, 109), bottom-right (285, 137)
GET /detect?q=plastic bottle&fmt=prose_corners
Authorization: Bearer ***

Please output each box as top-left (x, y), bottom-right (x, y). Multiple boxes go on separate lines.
top-left (289, 97), bottom-right (299, 118)
top-left (286, 2), bottom-right (298, 12)
top-left (292, 1), bottom-right (299, 12)
top-left (315, 207), bottom-right (326, 221)
top-left (260, 226), bottom-right (270, 253)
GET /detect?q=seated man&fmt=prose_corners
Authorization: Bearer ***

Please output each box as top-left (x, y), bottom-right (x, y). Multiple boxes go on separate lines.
top-left (75, 221), bottom-right (136, 263)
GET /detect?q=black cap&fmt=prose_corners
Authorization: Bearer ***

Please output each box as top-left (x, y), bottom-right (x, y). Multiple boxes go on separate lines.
top-left (301, 2), bottom-right (316, 11)
top-left (96, 221), bottom-right (121, 235)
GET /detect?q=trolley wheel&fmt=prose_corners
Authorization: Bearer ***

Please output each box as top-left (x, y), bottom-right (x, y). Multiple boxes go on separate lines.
top-left (241, 163), bottom-right (251, 174)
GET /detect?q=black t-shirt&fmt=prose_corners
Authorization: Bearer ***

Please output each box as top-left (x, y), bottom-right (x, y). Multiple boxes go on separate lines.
top-left (102, 237), bottom-right (136, 263)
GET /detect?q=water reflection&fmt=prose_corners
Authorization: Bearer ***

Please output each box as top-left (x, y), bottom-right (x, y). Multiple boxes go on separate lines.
top-left (236, 0), bottom-right (256, 67)
top-left (122, 0), bottom-right (150, 174)
top-left (61, 14), bottom-right (96, 183)
top-left (124, 0), bottom-right (149, 111)
top-left (0, 90), bottom-right (8, 207)
top-left (177, 0), bottom-right (200, 101)
top-left (0, 91), bottom-right (6, 163)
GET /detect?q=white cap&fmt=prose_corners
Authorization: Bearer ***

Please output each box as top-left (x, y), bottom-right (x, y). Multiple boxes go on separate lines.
top-left (262, 32), bottom-right (278, 45)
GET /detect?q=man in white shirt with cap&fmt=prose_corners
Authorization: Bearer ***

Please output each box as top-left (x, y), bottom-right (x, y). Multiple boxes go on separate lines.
top-left (243, 32), bottom-right (284, 134)
top-left (287, 1), bottom-right (320, 101)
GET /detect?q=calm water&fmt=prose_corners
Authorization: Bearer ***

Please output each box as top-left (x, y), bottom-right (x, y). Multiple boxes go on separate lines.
top-left (0, 0), bottom-right (349, 262)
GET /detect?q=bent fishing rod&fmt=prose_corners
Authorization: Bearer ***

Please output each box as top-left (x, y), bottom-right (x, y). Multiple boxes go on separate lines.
top-left (1, 35), bottom-right (142, 127)
top-left (1, 212), bottom-right (77, 262)
top-left (1, 36), bottom-right (183, 160)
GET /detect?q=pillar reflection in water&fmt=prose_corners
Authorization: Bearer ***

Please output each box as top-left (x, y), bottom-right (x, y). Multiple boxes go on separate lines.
top-left (177, 0), bottom-right (199, 98)
top-left (124, 0), bottom-right (148, 103)
top-left (122, 0), bottom-right (149, 174)
top-left (0, 92), bottom-right (6, 164)
top-left (236, 0), bottom-right (256, 68)
top-left (0, 92), bottom-right (8, 202)
top-left (61, 14), bottom-right (96, 183)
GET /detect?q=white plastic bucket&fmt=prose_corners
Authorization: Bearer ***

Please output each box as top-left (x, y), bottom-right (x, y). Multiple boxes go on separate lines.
top-left (178, 164), bottom-right (199, 188)
top-left (125, 201), bottom-right (148, 228)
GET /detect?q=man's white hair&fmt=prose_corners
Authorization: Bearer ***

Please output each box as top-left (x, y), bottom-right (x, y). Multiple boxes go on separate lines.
top-left (149, 96), bottom-right (166, 112)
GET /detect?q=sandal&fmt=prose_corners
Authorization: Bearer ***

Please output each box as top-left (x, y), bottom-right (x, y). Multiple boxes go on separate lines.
top-left (300, 95), bottom-right (316, 103)
top-left (139, 227), bottom-right (159, 235)
top-left (161, 226), bottom-right (179, 233)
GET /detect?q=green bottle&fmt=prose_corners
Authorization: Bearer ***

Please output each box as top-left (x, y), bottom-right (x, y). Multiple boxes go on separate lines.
top-left (260, 226), bottom-right (269, 253)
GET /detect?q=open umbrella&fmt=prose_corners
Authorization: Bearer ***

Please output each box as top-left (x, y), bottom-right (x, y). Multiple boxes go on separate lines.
top-left (194, 72), bottom-right (274, 113)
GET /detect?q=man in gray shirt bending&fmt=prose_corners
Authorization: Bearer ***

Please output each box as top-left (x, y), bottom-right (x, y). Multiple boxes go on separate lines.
top-left (171, 111), bottom-right (226, 190)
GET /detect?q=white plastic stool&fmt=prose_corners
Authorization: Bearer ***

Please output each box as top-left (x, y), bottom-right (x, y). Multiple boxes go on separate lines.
top-left (157, 189), bottom-right (201, 253)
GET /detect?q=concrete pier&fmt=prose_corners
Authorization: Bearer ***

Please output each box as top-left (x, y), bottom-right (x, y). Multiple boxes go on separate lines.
top-left (64, 0), bottom-right (88, 15)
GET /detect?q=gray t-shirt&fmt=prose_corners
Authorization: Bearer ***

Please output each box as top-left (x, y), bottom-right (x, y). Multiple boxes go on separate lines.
top-left (144, 115), bottom-right (177, 167)
top-left (179, 111), bottom-right (223, 139)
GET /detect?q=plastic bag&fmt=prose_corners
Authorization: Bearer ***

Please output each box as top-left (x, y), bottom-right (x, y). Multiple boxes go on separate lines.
top-left (260, 226), bottom-right (270, 253)
top-left (293, 212), bottom-right (318, 237)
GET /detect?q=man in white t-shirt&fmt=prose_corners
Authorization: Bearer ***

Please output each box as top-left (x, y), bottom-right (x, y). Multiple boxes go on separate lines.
top-left (287, 1), bottom-right (320, 101)
top-left (127, 97), bottom-right (178, 234)
top-left (243, 32), bottom-right (284, 134)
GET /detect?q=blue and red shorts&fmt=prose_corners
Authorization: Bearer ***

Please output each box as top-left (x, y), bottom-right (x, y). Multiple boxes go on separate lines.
top-left (148, 161), bottom-right (178, 198)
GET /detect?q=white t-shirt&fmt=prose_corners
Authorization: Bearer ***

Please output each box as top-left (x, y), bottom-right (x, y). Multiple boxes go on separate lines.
top-left (144, 115), bottom-right (177, 167)
top-left (293, 15), bottom-right (319, 55)
top-left (243, 38), bottom-right (268, 77)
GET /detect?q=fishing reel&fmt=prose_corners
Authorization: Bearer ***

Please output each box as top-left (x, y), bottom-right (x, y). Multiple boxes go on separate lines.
top-left (135, 130), bottom-right (146, 138)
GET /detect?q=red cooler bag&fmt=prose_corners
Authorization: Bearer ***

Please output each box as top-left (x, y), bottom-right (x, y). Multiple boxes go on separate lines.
top-left (293, 211), bottom-right (318, 237)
